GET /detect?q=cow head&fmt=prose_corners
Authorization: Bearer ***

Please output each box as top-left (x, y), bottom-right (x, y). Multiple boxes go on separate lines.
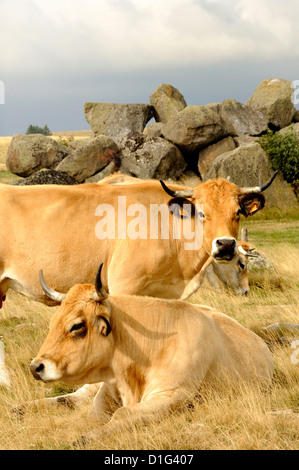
top-left (213, 227), bottom-right (258, 295)
top-left (160, 172), bottom-right (277, 262)
top-left (30, 264), bottom-right (113, 385)
top-left (221, 241), bottom-right (257, 295)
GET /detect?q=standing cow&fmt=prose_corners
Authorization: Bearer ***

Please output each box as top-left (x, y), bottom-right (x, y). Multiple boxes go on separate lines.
top-left (0, 173), bottom-right (277, 306)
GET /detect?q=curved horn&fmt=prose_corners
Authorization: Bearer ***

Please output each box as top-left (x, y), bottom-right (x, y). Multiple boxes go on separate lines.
top-left (238, 245), bottom-right (249, 256)
top-left (39, 270), bottom-right (67, 303)
top-left (238, 246), bottom-right (258, 258)
top-left (92, 263), bottom-right (109, 301)
top-left (240, 171), bottom-right (278, 194)
top-left (160, 180), bottom-right (193, 198)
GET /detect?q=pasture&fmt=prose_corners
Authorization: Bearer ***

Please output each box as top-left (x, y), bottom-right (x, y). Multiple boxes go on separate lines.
top-left (0, 133), bottom-right (298, 450)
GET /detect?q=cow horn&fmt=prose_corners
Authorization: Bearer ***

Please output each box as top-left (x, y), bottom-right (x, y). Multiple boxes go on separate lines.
top-left (238, 246), bottom-right (258, 258)
top-left (160, 180), bottom-right (194, 198)
top-left (92, 263), bottom-right (109, 301)
top-left (239, 171), bottom-right (278, 194)
top-left (39, 270), bottom-right (67, 302)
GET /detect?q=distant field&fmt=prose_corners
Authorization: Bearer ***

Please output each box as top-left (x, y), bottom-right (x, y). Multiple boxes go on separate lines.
top-left (52, 130), bottom-right (91, 138)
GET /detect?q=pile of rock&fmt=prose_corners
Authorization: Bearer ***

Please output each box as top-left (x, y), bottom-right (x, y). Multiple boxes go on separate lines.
top-left (6, 78), bottom-right (299, 206)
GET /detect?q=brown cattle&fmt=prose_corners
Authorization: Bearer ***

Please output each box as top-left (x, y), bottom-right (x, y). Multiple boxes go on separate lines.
top-left (0, 172), bottom-right (277, 306)
top-left (30, 264), bottom-right (274, 446)
top-left (181, 241), bottom-right (256, 299)
top-left (100, 176), bottom-right (259, 298)
top-left (205, 241), bottom-right (254, 295)
top-left (181, 229), bottom-right (258, 299)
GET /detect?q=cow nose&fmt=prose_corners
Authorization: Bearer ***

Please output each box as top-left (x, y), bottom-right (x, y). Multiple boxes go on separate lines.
top-left (216, 238), bottom-right (236, 250)
top-left (30, 361), bottom-right (44, 380)
top-left (241, 288), bottom-right (249, 295)
top-left (213, 237), bottom-right (237, 261)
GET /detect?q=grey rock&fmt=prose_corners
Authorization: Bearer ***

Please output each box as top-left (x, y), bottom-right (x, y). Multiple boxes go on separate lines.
top-left (144, 122), bottom-right (164, 139)
top-left (6, 134), bottom-right (70, 177)
top-left (161, 105), bottom-right (228, 153)
top-left (84, 102), bottom-right (154, 143)
top-left (55, 136), bottom-right (119, 183)
top-left (208, 99), bottom-right (268, 136)
top-left (204, 142), bottom-right (298, 207)
top-left (85, 161), bottom-right (118, 183)
top-left (150, 83), bottom-right (187, 123)
top-left (198, 137), bottom-right (236, 179)
top-left (246, 78), bottom-right (296, 129)
top-left (119, 132), bottom-right (186, 180)
top-left (247, 250), bottom-right (275, 272)
top-left (234, 135), bottom-right (257, 147)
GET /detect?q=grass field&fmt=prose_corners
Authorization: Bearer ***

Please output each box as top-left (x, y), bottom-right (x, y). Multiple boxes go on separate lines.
top-left (0, 132), bottom-right (298, 450)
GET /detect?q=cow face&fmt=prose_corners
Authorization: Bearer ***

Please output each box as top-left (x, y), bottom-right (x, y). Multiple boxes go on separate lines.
top-left (30, 281), bottom-right (113, 385)
top-left (213, 241), bottom-right (252, 294)
top-left (161, 173), bottom-right (277, 263)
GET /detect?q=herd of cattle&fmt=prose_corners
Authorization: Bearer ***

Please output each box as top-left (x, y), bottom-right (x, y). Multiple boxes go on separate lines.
top-left (0, 171), bottom-right (280, 446)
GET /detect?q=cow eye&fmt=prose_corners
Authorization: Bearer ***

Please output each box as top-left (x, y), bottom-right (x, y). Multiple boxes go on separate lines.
top-left (198, 210), bottom-right (205, 219)
top-left (238, 261), bottom-right (246, 270)
top-left (70, 321), bottom-right (86, 333)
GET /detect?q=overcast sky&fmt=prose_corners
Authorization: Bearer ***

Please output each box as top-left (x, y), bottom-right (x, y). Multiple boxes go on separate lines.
top-left (1, 0), bottom-right (299, 136)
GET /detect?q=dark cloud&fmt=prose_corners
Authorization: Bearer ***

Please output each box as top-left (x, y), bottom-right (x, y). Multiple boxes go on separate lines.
top-left (1, 0), bottom-right (299, 135)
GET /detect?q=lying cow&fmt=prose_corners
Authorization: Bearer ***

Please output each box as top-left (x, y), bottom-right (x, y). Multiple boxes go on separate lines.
top-left (182, 228), bottom-right (258, 299)
top-left (205, 241), bottom-right (255, 295)
top-left (29, 264), bottom-right (274, 446)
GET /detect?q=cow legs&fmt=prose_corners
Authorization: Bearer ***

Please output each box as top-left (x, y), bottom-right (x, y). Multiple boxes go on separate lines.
top-left (74, 389), bottom-right (189, 447)
top-left (48, 383), bottom-right (102, 409)
top-left (181, 256), bottom-right (214, 300)
top-left (205, 266), bottom-right (222, 291)
top-left (13, 383), bottom-right (101, 416)
top-left (88, 382), bottom-right (122, 423)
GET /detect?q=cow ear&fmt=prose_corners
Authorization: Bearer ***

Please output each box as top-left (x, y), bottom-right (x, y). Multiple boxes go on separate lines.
top-left (239, 193), bottom-right (265, 217)
top-left (168, 197), bottom-right (195, 219)
top-left (95, 314), bottom-right (111, 337)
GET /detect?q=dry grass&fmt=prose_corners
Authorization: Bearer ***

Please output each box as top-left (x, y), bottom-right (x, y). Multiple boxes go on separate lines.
top-left (0, 218), bottom-right (298, 450)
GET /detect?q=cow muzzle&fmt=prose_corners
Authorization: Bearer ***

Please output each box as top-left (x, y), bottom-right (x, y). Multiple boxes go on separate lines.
top-left (212, 237), bottom-right (237, 262)
top-left (30, 359), bottom-right (62, 382)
